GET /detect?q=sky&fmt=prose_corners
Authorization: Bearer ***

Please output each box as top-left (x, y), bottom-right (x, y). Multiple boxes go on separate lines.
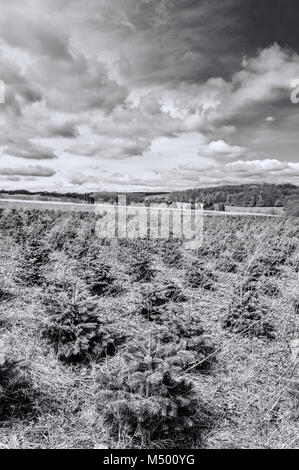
top-left (0, 0), bottom-right (299, 192)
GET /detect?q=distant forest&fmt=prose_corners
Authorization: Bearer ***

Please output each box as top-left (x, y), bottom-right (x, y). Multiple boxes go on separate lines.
top-left (165, 184), bottom-right (299, 208)
top-left (1, 183), bottom-right (299, 210)
top-left (127, 184), bottom-right (299, 209)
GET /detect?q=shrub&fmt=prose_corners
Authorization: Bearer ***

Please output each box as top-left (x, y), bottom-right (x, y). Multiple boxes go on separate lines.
top-left (260, 281), bottom-right (281, 298)
top-left (216, 257), bottom-right (238, 273)
top-left (223, 293), bottom-right (275, 339)
top-left (139, 282), bottom-right (188, 321)
top-left (149, 322), bottom-right (216, 372)
top-left (247, 241), bottom-right (296, 279)
top-left (0, 344), bottom-right (35, 421)
top-left (96, 337), bottom-right (210, 445)
top-left (83, 258), bottom-right (123, 297)
top-left (231, 244), bottom-right (247, 262)
top-left (42, 292), bottom-right (126, 364)
top-left (293, 298), bottom-right (299, 315)
top-left (239, 276), bottom-right (259, 295)
top-left (129, 254), bottom-right (156, 283)
top-left (247, 256), bottom-right (281, 278)
top-left (0, 209), bottom-right (25, 242)
top-left (186, 262), bottom-right (217, 290)
top-left (48, 216), bottom-right (78, 253)
top-left (160, 241), bottom-right (183, 268)
top-left (0, 288), bottom-right (14, 303)
top-left (290, 256), bottom-right (299, 273)
top-left (18, 239), bottom-right (50, 286)
top-left (65, 217), bottom-right (98, 260)
top-left (194, 245), bottom-right (212, 257)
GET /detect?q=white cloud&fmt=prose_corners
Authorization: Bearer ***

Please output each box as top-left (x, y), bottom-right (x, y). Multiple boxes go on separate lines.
top-left (227, 159), bottom-right (286, 172)
top-left (200, 140), bottom-right (246, 159)
top-left (0, 1), bottom-right (298, 191)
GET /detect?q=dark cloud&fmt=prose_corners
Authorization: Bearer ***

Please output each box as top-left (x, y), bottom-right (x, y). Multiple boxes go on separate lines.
top-left (108, 0), bottom-right (243, 85)
top-left (27, 55), bottom-right (128, 114)
top-left (4, 139), bottom-right (57, 160)
top-left (0, 3), bottom-right (73, 61)
top-left (0, 0), bottom-right (298, 190)
top-left (0, 165), bottom-right (56, 177)
top-left (239, 0), bottom-right (299, 54)
top-left (47, 121), bottom-right (79, 138)
top-left (0, 56), bottom-right (42, 116)
top-left (68, 136), bottom-right (151, 159)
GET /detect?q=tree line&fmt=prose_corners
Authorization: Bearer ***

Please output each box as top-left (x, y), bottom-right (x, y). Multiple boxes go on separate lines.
top-left (1, 184), bottom-right (299, 210)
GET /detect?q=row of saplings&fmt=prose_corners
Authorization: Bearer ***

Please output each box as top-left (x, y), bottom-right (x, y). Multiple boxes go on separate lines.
top-left (1, 251), bottom-right (296, 436)
top-left (39, 255), bottom-right (217, 447)
top-left (223, 242), bottom-right (297, 339)
top-left (48, 249), bottom-right (216, 445)
top-left (5, 234), bottom-right (295, 443)
top-left (0, 302), bottom-right (212, 446)
top-left (16, 234), bottom-right (220, 294)
top-left (0, 238), bottom-right (220, 444)
top-left (1, 211), bottom-right (297, 444)
top-left (1, 250), bottom-right (218, 447)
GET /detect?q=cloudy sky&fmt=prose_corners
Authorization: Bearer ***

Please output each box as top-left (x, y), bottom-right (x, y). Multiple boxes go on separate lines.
top-left (0, 0), bottom-right (299, 192)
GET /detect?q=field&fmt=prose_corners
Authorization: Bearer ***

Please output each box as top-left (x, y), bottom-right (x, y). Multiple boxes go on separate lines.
top-left (0, 208), bottom-right (298, 449)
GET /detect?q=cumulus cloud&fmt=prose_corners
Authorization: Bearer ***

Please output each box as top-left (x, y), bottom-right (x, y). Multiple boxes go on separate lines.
top-left (200, 140), bottom-right (246, 159)
top-left (68, 135), bottom-right (151, 159)
top-left (0, 164), bottom-right (55, 177)
top-left (3, 139), bottom-right (57, 160)
top-left (0, 55), bottom-right (41, 115)
top-left (27, 56), bottom-right (128, 114)
top-left (227, 159), bottom-right (287, 174)
top-left (47, 121), bottom-right (79, 139)
top-left (0, 2), bottom-right (72, 61)
top-left (0, 1), bottom-right (298, 190)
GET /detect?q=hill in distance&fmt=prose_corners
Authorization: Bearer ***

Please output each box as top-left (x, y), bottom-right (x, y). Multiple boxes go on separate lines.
top-left (0, 183), bottom-right (299, 212)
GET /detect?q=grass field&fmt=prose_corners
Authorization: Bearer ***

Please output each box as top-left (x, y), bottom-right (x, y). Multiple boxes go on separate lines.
top-left (0, 208), bottom-right (298, 449)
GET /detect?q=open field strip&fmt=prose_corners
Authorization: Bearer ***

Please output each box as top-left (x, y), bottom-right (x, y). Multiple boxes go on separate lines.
top-left (0, 199), bottom-right (282, 218)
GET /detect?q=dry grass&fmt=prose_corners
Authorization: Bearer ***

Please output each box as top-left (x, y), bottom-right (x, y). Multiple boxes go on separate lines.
top-left (0, 210), bottom-right (298, 448)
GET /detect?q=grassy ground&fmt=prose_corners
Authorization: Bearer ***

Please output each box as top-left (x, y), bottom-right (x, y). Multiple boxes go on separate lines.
top-left (0, 210), bottom-right (298, 449)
